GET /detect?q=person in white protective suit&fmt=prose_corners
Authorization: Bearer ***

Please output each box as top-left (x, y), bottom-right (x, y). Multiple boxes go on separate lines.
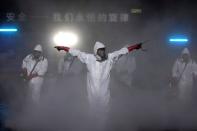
top-left (54, 42), bottom-right (142, 113)
top-left (22, 44), bottom-right (48, 103)
top-left (172, 48), bottom-right (197, 102)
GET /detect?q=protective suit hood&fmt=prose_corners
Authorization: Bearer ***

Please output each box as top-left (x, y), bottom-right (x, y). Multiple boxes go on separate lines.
top-left (180, 47), bottom-right (191, 63)
top-left (34, 44), bottom-right (43, 52)
top-left (181, 48), bottom-right (190, 55)
top-left (94, 41), bottom-right (105, 54)
top-left (94, 41), bottom-right (106, 60)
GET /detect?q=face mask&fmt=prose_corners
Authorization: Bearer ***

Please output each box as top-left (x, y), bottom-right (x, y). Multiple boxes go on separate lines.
top-left (33, 51), bottom-right (42, 60)
top-left (97, 48), bottom-right (107, 62)
top-left (182, 54), bottom-right (190, 63)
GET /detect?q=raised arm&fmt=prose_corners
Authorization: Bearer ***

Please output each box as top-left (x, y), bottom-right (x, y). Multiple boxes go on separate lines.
top-left (109, 43), bottom-right (142, 62)
top-left (54, 46), bottom-right (89, 64)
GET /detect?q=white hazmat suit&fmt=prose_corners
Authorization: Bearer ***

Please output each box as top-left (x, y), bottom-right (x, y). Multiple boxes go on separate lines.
top-left (172, 48), bottom-right (197, 102)
top-left (69, 41), bottom-right (129, 113)
top-left (22, 45), bottom-right (48, 103)
top-left (55, 41), bottom-right (141, 130)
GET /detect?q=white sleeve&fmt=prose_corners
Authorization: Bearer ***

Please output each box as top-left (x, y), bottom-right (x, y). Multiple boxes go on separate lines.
top-left (38, 58), bottom-right (48, 76)
top-left (193, 61), bottom-right (197, 76)
top-left (108, 47), bottom-right (129, 63)
top-left (172, 59), bottom-right (179, 78)
top-left (22, 55), bottom-right (29, 69)
top-left (69, 48), bottom-right (89, 64)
